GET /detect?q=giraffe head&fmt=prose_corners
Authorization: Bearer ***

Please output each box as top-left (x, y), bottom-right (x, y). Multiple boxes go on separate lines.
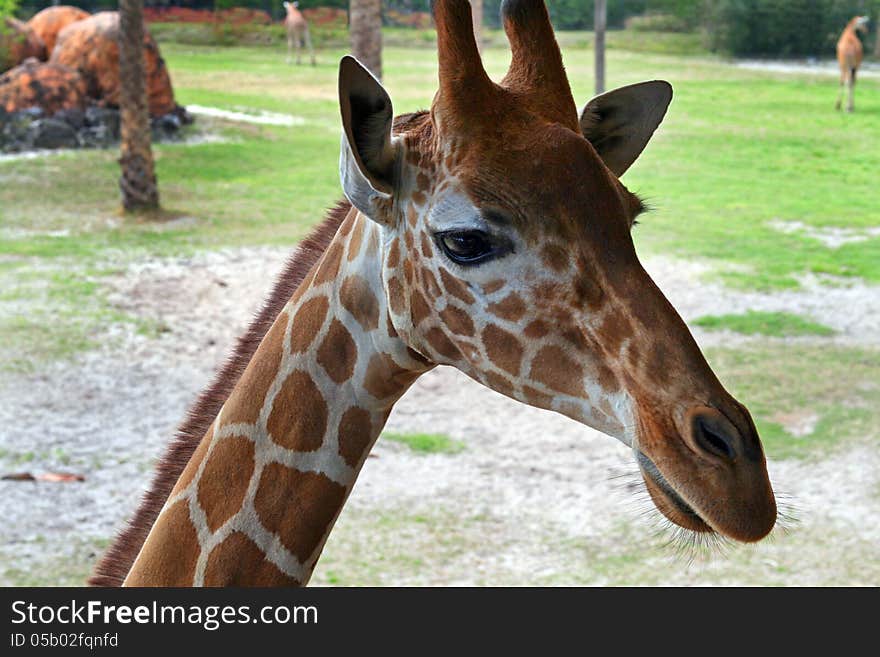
top-left (337, 0), bottom-right (776, 543)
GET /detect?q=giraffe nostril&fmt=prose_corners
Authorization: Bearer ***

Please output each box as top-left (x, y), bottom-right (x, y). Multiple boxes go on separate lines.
top-left (687, 406), bottom-right (743, 464)
top-left (695, 420), bottom-right (737, 461)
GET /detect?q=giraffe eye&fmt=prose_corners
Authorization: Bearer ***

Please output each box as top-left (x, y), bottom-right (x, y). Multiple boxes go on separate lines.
top-left (435, 230), bottom-right (500, 265)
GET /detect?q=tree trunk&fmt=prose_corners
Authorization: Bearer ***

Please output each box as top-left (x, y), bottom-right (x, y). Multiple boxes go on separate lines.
top-left (118, 0), bottom-right (159, 212)
top-left (471, 0), bottom-right (483, 54)
top-left (594, 0), bottom-right (606, 95)
top-left (349, 0), bottom-right (382, 80)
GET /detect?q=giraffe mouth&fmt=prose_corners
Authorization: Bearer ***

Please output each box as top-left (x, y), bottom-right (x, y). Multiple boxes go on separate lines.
top-left (636, 451), bottom-right (713, 534)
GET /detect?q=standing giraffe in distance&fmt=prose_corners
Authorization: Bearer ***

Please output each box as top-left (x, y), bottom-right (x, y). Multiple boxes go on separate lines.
top-left (90, 0), bottom-right (777, 587)
top-left (836, 15), bottom-right (870, 112)
top-left (283, 1), bottom-right (315, 66)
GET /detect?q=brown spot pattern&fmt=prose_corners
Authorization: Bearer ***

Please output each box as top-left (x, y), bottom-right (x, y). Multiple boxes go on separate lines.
top-left (197, 436), bottom-right (255, 533)
top-left (387, 277), bottom-right (406, 315)
top-left (254, 463), bottom-right (347, 564)
top-left (422, 269), bottom-right (442, 299)
top-left (420, 233), bottom-right (434, 258)
top-left (337, 407), bottom-right (373, 467)
top-left (125, 500), bottom-right (200, 586)
top-left (485, 371), bottom-right (515, 398)
top-left (289, 297), bottom-right (328, 353)
top-left (347, 217), bottom-right (364, 262)
top-left (488, 293), bottom-right (527, 322)
top-left (439, 268), bottom-right (475, 304)
top-left (439, 305), bottom-right (475, 336)
top-left (523, 386), bottom-right (554, 408)
top-left (339, 275), bottom-right (380, 331)
top-left (316, 320), bottom-right (357, 384)
top-left (313, 243), bottom-right (343, 285)
top-left (530, 345), bottom-right (585, 397)
top-left (386, 238), bottom-right (400, 268)
top-left (223, 313), bottom-right (286, 425)
top-left (482, 325), bottom-right (523, 376)
top-left (203, 532), bottom-right (300, 587)
top-left (363, 353), bottom-right (419, 401)
top-left (171, 422), bottom-right (213, 495)
top-left (425, 327), bottom-right (461, 361)
top-left (386, 312), bottom-right (399, 338)
top-left (524, 320), bottom-right (550, 339)
top-left (482, 279), bottom-right (505, 294)
top-left (410, 289), bottom-right (431, 325)
top-left (266, 370), bottom-right (327, 451)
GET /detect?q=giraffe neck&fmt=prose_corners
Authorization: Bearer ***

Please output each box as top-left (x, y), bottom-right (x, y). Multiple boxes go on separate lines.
top-left (124, 209), bottom-right (431, 586)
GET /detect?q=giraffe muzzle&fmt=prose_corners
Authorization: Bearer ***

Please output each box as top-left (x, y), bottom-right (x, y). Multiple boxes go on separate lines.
top-left (634, 402), bottom-right (777, 542)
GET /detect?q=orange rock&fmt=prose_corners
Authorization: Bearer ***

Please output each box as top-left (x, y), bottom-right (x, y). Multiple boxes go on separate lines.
top-left (51, 11), bottom-right (177, 116)
top-left (0, 58), bottom-right (87, 114)
top-left (1, 17), bottom-right (48, 71)
top-left (27, 6), bottom-right (91, 58)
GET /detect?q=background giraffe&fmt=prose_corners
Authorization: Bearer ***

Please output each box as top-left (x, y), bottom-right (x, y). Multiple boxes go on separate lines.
top-left (835, 15), bottom-right (870, 112)
top-left (283, 1), bottom-right (315, 66)
top-left (91, 0), bottom-right (775, 587)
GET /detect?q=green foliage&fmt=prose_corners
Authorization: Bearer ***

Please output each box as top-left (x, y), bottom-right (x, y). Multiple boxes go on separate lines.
top-left (0, 0), bottom-right (18, 20)
top-left (383, 432), bottom-right (465, 455)
top-left (693, 311), bottom-right (835, 337)
top-left (626, 12), bottom-right (693, 33)
top-left (704, 0), bottom-right (880, 57)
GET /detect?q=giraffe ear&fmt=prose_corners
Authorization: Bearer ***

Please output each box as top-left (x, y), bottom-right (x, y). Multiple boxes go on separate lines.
top-left (579, 81), bottom-right (672, 177)
top-left (338, 55), bottom-right (400, 221)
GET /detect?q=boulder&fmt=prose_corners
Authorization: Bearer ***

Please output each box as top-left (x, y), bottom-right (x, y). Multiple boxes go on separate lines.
top-left (1, 110), bottom-right (36, 151)
top-left (27, 6), bottom-right (91, 58)
top-left (84, 105), bottom-right (120, 138)
top-left (1, 17), bottom-right (47, 71)
top-left (51, 11), bottom-right (177, 117)
top-left (29, 116), bottom-right (79, 149)
top-left (0, 58), bottom-right (88, 115)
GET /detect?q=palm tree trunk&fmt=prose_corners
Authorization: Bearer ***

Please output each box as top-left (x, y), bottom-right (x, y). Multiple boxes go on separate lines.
top-left (349, 0), bottom-right (382, 80)
top-left (594, 0), bottom-right (606, 95)
top-left (118, 0), bottom-right (159, 211)
top-left (471, 0), bottom-right (483, 53)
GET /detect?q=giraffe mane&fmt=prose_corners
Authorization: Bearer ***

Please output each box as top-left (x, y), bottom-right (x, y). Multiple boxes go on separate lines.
top-left (89, 200), bottom-right (352, 586)
top-left (90, 110), bottom-right (432, 587)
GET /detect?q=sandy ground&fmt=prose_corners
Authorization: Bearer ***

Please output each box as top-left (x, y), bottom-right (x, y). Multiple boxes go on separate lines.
top-left (1, 246), bottom-right (878, 585)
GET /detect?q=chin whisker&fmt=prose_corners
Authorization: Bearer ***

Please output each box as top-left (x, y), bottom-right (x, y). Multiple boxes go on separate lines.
top-left (605, 459), bottom-right (794, 571)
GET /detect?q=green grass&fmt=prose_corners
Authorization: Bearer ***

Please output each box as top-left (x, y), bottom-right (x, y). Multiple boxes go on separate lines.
top-left (311, 499), bottom-right (880, 586)
top-left (382, 432), bottom-right (465, 455)
top-left (0, 536), bottom-right (108, 587)
top-left (0, 261), bottom-right (165, 372)
top-left (694, 310), bottom-right (834, 337)
top-left (705, 345), bottom-right (879, 459)
top-left (1, 35), bottom-right (879, 366)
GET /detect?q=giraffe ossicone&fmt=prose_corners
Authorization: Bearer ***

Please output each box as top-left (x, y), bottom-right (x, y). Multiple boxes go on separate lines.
top-left (93, 0), bottom-right (776, 588)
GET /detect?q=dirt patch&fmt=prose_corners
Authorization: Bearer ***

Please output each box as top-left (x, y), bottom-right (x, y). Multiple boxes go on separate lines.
top-left (642, 256), bottom-right (880, 347)
top-left (1, 247), bottom-right (878, 585)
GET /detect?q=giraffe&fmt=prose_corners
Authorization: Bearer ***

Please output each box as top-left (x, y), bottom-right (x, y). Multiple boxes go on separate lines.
top-left (91, 0), bottom-right (777, 587)
top-left (835, 15), bottom-right (870, 112)
top-left (283, 1), bottom-right (315, 66)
